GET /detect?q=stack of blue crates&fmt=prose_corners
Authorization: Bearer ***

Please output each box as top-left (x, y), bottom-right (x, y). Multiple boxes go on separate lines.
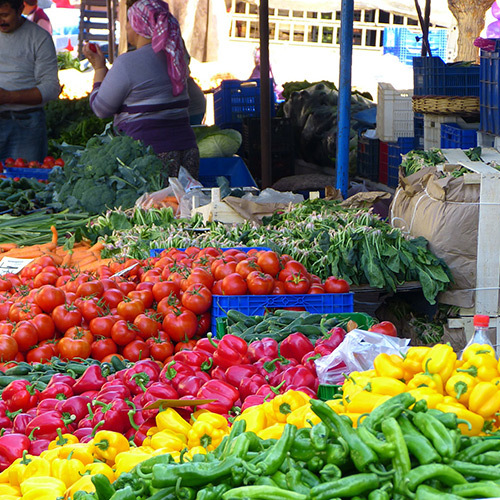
top-left (480, 40), bottom-right (500, 135)
top-left (440, 123), bottom-right (477, 149)
top-left (387, 137), bottom-right (415, 187)
top-left (384, 28), bottom-right (448, 66)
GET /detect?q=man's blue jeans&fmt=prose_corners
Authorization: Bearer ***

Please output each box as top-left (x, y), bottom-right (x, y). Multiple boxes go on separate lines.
top-left (0, 108), bottom-right (48, 163)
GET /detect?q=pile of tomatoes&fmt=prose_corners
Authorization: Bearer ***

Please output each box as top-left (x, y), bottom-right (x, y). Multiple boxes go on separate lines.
top-left (0, 156), bottom-right (65, 171)
top-left (0, 247), bottom-right (350, 366)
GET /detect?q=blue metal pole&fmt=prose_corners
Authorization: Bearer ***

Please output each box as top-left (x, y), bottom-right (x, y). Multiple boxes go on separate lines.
top-left (336, 0), bottom-right (354, 198)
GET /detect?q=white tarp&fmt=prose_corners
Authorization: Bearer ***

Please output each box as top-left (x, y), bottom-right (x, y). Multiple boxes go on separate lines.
top-left (242, 0), bottom-right (456, 28)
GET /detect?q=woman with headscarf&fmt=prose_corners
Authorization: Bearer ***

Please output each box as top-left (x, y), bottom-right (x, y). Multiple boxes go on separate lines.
top-left (82, 0), bottom-right (198, 179)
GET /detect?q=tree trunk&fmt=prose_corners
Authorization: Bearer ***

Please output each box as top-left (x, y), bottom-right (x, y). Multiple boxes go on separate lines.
top-left (448, 0), bottom-right (492, 62)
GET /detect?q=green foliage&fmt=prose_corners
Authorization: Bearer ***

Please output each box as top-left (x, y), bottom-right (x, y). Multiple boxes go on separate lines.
top-left (50, 133), bottom-right (167, 215)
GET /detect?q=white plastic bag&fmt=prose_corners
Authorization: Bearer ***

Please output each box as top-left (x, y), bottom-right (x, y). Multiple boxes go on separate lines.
top-left (315, 329), bottom-right (411, 385)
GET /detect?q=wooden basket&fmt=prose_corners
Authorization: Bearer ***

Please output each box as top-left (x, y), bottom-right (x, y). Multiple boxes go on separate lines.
top-left (412, 95), bottom-right (480, 116)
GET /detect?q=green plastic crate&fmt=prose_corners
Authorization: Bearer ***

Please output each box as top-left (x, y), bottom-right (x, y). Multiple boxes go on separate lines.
top-left (317, 384), bottom-right (343, 401)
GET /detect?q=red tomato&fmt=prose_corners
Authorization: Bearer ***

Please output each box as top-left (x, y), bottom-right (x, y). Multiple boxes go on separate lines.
top-left (181, 284), bottom-right (212, 315)
top-left (235, 259), bottom-right (261, 279)
top-left (122, 340), bottom-right (150, 362)
top-left (257, 251), bottom-right (281, 277)
top-left (174, 339), bottom-right (197, 353)
top-left (186, 268), bottom-right (214, 290)
top-left (12, 321), bottom-right (38, 352)
top-left (91, 337), bottom-right (117, 361)
top-left (116, 298), bottom-right (145, 322)
top-left (51, 304), bottom-right (82, 333)
top-left (89, 315), bottom-right (117, 338)
top-left (324, 277), bottom-right (350, 294)
top-left (77, 298), bottom-right (106, 323)
top-left (369, 321), bottom-right (398, 337)
top-left (27, 343), bottom-right (55, 363)
top-left (284, 272), bottom-right (311, 294)
top-left (152, 281), bottom-right (180, 302)
top-left (76, 280), bottom-right (104, 299)
top-left (308, 284), bottom-right (325, 294)
top-left (147, 332), bottom-right (174, 362)
top-left (246, 272), bottom-right (274, 295)
top-left (128, 289), bottom-right (153, 309)
top-left (31, 314), bottom-right (56, 341)
top-left (134, 313), bottom-right (161, 340)
top-left (272, 280), bottom-right (286, 295)
top-left (57, 337), bottom-right (91, 360)
top-left (0, 277), bottom-right (12, 293)
top-left (33, 272), bottom-right (58, 288)
top-left (111, 320), bottom-right (138, 346)
top-left (162, 308), bottom-right (197, 342)
top-left (213, 260), bottom-right (237, 281)
top-left (0, 300), bottom-right (13, 321)
top-left (195, 312), bottom-right (211, 336)
top-left (18, 303), bottom-right (42, 321)
top-left (212, 280), bottom-right (223, 295)
top-left (221, 273), bottom-right (248, 296)
top-left (156, 295), bottom-right (181, 317)
top-left (14, 158), bottom-right (27, 168)
top-left (54, 158), bottom-right (65, 166)
top-left (64, 326), bottom-right (93, 345)
top-left (101, 288), bottom-right (125, 309)
top-left (0, 322), bottom-right (14, 336)
top-left (0, 334), bottom-right (19, 361)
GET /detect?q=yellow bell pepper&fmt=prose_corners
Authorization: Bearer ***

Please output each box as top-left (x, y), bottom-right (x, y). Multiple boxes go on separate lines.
top-left (191, 411), bottom-right (228, 430)
top-left (114, 451), bottom-right (152, 477)
top-left (57, 443), bottom-right (94, 465)
top-left (257, 423), bottom-right (285, 440)
top-left (48, 431), bottom-right (79, 450)
top-left (286, 403), bottom-right (311, 428)
top-left (373, 353), bottom-right (405, 380)
top-left (40, 448), bottom-right (60, 463)
top-left (346, 390), bottom-right (391, 414)
top-left (184, 446), bottom-right (207, 461)
top-left (0, 485), bottom-right (20, 496)
top-left (0, 496), bottom-right (19, 500)
top-left (408, 388), bottom-right (444, 409)
top-left (237, 404), bottom-right (267, 434)
top-left (84, 462), bottom-right (115, 482)
top-left (8, 454), bottom-right (51, 487)
top-left (268, 391), bottom-right (309, 424)
top-left (458, 354), bottom-right (499, 382)
top-left (436, 403), bottom-right (485, 436)
top-left (20, 476), bottom-right (66, 500)
top-left (326, 399), bottom-right (346, 414)
top-left (187, 420), bottom-right (227, 452)
top-left (51, 456), bottom-right (86, 488)
top-left (342, 372), bottom-right (373, 400)
top-left (150, 430), bottom-right (187, 451)
top-left (366, 377), bottom-right (407, 396)
top-left (422, 344), bottom-right (457, 383)
top-left (403, 346), bottom-right (431, 376)
top-left (463, 343), bottom-right (496, 362)
top-left (301, 408), bottom-right (321, 427)
top-left (445, 373), bottom-right (477, 405)
top-left (441, 396), bottom-right (467, 409)
top-left (407, 371), bottom-right (444, 394)
top-left (92, 431), bottom-right (130, 462)
top-left (156, 408), bottom-right (192, 436)
top-left (65, 474), bottom-right (96, 498)
top-left (469, 381), bottom-right (500, 418)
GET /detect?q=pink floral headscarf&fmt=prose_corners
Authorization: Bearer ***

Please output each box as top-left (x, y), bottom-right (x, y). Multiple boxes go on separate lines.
top-left (128, 0), bottom-right (188, 96)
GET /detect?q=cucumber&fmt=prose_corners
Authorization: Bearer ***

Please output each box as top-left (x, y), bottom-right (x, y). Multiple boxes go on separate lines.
top-left (0, 376), bottom-right (23, 387)
top-left (4, 364), bottom-right (33, 376)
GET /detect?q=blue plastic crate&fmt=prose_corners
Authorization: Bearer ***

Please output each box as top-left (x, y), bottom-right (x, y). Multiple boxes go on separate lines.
top-left (214, 79), bottom-right (276, 129)
top-left (440, 123), bottom-right (478, 149)
top-left (414, 114), bottom-right (424, 149)
top-left (387, 166), bottom-right (399, 188)
top-left (211, 293), bottom-right (354, 333)
top-left (199, 156), bottom-right (257, 188)
top-left (388, 137), bottom-right (414, 167)
top-left (480, 40), bottom-right (500, 135)
top-left (3, 167), bottom-right (52, 180)
top-left (357, 134), bottom-right (380, 181)
top-left (149, 247), bottom-right (271, 257)
top-left (383, 28), bottom-right (447, 67)
top-left (413, 57), bottom-right (480, 97)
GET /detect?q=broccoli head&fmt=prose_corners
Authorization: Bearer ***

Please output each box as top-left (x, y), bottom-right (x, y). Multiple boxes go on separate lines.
top-left (114, 188), bottom-right (139, 210)
top-left (79, 182), bottom-right (116, 214)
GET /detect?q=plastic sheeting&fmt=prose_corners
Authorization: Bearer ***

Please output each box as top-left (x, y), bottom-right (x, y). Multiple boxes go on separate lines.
top-left (241, 0), bottom-right (455, 28)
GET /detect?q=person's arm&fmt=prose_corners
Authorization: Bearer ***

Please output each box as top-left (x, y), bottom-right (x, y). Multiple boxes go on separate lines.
top-left (0, 87), bottom-right (42, 105)
top-left (37, 18), bottom-right (53, 35)
top-left (33, 32), bottom-right (60, 103)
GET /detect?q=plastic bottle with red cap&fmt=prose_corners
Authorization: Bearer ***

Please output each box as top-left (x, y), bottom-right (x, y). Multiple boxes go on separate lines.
top-left (473, 314), bottom-right (490, 343)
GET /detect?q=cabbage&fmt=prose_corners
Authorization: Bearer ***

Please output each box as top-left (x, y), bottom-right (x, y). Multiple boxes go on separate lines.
top-left (197, 129), bottom-right (242, 158)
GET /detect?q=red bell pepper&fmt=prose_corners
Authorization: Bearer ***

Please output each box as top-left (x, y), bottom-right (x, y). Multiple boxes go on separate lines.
top-left (28, 438), bottom-right (50, 456)
top-left (247, 338), bottom-right (279, 363)
top-left (316, 327), bottom-right (345, 351)
top-left (239, 374), bottom-right (268, 401)
top-left (79, 390), bottom-right (99, 399)
top-left (286, 385), bottom-right (317, 398)
top-left (2, 380), bottom-right (39, 412)
top-left (196, 380), bottom-right (239, 414)
top-left (241, 394), bottom-right (270, 412)
top-left (211, 366), bottom-right (227, 381)
top-left (0, 402), bottom-right (12, 430)
top-left (124, 360), bottom-right (161, 394)
top-left (133, 417), bottom-right (156, 446)
top-left (173, 350), bottom-right (212, 372)
top-left (12, 413), bottom-right (33, 434)
top-left (176, 374), bottom-right (210, 398)
top-left (160, 361), bottom-right (194, 385)
top-left (280, 332), bottom-right (314, 362)
top-left (74, 427), bottom-right (93, 442)
top-left (261, 357), bottom-right (297, 385)
top-left (140, 382), bottom-right (178, 419)
top-left (25, 410), bottom-right (74, 441)
top-left (0, 433), bottom-right (30, 470)
top-left (72, 365), bottom-right (107, 394)
top-left (40, 382), bottom-right (74, 401)
top-left (91, 399), bottom-right (132, 434)
top-left (47, 373), bottom-right (76, 388)
top-left (77, 416), bottom-right (93, 429)
top-left (256, 382), bottom-right (283, 398)
top-left (56, 395), bottom-right (91, 423)
top-left (280, 365), bottom-right (318, 391)
top-left (301, 351), bottom-right (321, 372)
top-left (225, 364), bottom-right (258, 388)
top-left (193, 337), bottom-right (218, 355)
top-left (212, 335), bottom-right (248, 370)
top-left (37, 397), bottom-right (60, 416)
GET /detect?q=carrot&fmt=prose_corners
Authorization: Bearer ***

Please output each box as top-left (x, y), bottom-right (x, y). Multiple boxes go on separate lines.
top-left (90, 241), bottom-right (104, 252)
top-left (0, 243), bottom-right (18, 252)
top-left (62, 252), bottom-right (73, 266)
top-left (79, 258), bottom-right (113, 272)
top-left (44, 252), bottom-right (63, 265)
top-left (50, 226), bottom-right (58, 247)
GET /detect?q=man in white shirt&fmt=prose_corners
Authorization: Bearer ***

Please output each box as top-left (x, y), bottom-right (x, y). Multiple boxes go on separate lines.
top-left (0, 0), bottom-right (60, 163)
